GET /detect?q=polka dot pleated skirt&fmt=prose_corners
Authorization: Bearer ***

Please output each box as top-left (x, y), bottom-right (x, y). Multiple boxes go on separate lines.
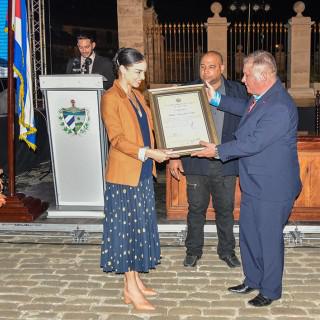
top-left (100, 177), bottom-right (161, 273)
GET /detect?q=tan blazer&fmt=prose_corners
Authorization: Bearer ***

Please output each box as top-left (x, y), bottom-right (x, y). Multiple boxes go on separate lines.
top-left (101, 79), bottom-right (156, 186)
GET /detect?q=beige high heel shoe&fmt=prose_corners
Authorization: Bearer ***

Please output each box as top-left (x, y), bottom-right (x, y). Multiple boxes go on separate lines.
top-left (123, 289), bottom-right (155, 311)
top-left (140, 287), bottom-right (157, 296)
top-left (133, 275), bottom-right (158, 296)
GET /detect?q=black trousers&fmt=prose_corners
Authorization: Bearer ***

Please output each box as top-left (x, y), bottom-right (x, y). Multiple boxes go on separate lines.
top-left (185, 160), bottom-right (236, 258)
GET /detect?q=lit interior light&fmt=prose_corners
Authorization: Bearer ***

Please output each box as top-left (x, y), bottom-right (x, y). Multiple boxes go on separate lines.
top-left (229, 4), bottom-right (237, 11)
top-left (252, 4), bottom-right (260, 11)
top-left (240, 4), bottom-right (248, 11)
top-left (264, 4), bottom-right (271, 11)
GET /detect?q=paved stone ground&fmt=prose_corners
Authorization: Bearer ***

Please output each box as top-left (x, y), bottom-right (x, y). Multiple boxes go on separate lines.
top-left (0, 233), bottom-right (319, 320)
top-left (1, 162), bottom-right (319, 319)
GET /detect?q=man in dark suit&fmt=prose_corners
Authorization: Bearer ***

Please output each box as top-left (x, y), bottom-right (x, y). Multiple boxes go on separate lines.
top-left (194, 50), bottom-right (301, 307)
top-left (169, 51), bottom-right (247, 268)
top-left (66, 34), bottom-right (114, 90)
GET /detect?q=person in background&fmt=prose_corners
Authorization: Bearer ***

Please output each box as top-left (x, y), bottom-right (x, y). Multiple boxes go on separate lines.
top-left (66, 33), bottom-right (114, 90)
top-left (100, 47), bottom-right (176, 311)
top-left (0, 169), bottom-right (6, 207)
top-left (169, 51), bottom-right (247, 268)
top-left (193, 50), bottom-right (301, 307)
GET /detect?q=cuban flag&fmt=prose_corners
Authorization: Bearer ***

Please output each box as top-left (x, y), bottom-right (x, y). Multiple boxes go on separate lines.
top-left (12, 0), bottom-right (36, 150)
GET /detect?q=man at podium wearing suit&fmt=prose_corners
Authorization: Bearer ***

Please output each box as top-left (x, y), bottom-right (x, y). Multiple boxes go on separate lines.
top-left (193, 50), bottom-right (302, 307)
top-left (66, 33), bottom-right (114, 90)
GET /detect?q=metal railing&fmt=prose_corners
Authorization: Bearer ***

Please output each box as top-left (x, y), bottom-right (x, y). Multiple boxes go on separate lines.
top-left (145, 20), bottom-right (319, 85)
top-left (228, 21), bottom-right (288, 82)
top-left (311, 22), bottom-right (320, 83)
top-left (145, 22), bottom-right (206, 84)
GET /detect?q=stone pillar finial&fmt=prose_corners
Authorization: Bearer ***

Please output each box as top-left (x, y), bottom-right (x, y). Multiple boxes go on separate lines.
top-left (210, 2), bottom-right (222, 18)
top-left (207, 2), bottom-right (228, 76)
top-left (287, 1), bottom-right (314, 104)
top-left (293, 1), bottom-right (305, 17)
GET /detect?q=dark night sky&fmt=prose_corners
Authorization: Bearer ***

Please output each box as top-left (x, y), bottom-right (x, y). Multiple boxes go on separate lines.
top-left (51, 0), bottom-right (317, 30)
top-left (40, 1), bottom-right (320, 78)
top-left (153, 0), bottom-right (317, 23)
top-left (50, 0), bottom-right (118, 29)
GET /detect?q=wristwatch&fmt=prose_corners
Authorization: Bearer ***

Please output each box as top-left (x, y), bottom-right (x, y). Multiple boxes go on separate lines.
top-left (214, 145), bottom-right (220, 159)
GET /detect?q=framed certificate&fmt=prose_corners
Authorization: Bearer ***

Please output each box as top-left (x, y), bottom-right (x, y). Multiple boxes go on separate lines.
top-left (148, 84), bottom-right (219, 155)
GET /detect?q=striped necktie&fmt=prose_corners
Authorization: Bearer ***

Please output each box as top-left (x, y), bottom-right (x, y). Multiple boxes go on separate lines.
top-left (248, 98), bottom-right (257, 113)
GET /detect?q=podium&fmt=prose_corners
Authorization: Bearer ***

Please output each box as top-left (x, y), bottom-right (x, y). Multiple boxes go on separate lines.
top-left (39, 74), bottom-right (107, 218)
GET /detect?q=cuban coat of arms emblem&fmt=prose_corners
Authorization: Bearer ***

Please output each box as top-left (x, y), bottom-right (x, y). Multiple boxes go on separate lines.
top-left (58, 99), bottom-right (89, 135)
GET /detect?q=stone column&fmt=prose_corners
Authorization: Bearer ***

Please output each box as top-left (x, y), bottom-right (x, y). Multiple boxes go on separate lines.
top-left (207, 2), bottom-right (229, 77)
top-left (287, 1), bottom-right (314, 102)
top-left (117, 0), bottom-right (145, 52)
top-left (144, 5), bottom-right (163, 83)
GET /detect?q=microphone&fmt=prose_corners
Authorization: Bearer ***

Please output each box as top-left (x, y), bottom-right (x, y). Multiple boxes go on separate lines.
top-left (71, 58), bottom-right (81, 73)
top-left (82, 57), bottom-right (92, 74)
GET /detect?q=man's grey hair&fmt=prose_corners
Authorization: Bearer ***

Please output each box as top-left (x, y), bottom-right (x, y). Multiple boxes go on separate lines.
top-left (244, 50), bottom-right (277, 76)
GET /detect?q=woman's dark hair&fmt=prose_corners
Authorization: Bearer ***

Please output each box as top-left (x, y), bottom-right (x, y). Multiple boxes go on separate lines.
top-left (112, 48), bottom-right (145, 77)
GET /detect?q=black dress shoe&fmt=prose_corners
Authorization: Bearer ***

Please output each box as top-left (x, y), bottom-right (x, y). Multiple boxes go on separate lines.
top-left (220, 254), bottom-right (241, 268)
top-left (228, 283), bottom-right (255, 294)
top-left (248, 293), bottom-right (273, 307)
top-left (183, 255), bottom-right (200, 267)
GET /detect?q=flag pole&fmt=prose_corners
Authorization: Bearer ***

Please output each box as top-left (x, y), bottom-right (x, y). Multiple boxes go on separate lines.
top-left (7, 0), bottom-right (15, 197)
top-left (0, 0), bottom-right (48, 221)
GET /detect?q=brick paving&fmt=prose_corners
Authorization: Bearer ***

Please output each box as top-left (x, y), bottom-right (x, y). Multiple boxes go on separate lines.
top-left (0, 233), bottom-right (319, 320)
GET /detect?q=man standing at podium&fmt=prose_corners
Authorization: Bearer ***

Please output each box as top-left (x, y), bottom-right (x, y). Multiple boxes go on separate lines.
top-left (66, 33), bottom-right (114, 90)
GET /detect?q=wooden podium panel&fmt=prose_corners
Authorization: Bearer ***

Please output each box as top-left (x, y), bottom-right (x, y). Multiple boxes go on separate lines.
top-left (166, 136), bottom-right (320, 221)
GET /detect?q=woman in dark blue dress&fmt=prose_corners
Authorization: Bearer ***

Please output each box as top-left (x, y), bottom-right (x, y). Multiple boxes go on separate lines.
top-left (100, 48), bottom-right (173, 311)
